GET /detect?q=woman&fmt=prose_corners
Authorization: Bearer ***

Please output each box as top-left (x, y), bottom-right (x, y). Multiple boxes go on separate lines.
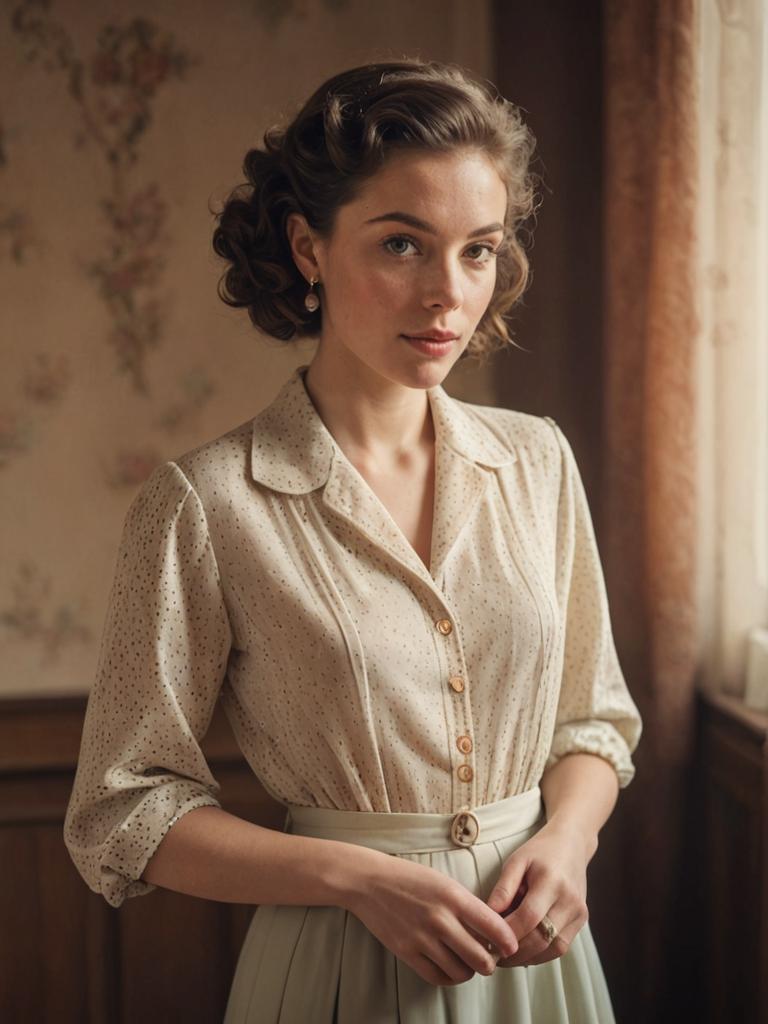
top-left (64, 58), bottom-right (642, 1022)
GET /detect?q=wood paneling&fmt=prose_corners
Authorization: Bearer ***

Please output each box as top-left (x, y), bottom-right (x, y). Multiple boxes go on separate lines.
top-left (0, 695), bottom-right (285, 1024)
top-left (2, 690), bottom-right (766, 1022)
top-left (698, 691), bottom-right (768, 1024)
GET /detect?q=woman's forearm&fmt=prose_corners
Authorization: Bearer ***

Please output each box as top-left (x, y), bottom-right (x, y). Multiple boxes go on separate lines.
top-left (538, 752), bottom-right (620, 860)
top-left (140, 805), bottom-right (386, 908)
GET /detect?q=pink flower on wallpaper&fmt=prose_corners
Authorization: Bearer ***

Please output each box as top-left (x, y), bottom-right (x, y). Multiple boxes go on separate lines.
top-left (105, 446), bottom-right (163, 488)
top-left (23, 352), bottom-right (70, 403)
top-left (93, 89), bottom-right (147, 132)
top-left (0, 206), bottom-right (36, 264)
top-left (0, 560), bottom-right (91, 665)
top-left (155, 367), bottom-right (216, 433)
top-left (102, 295), bottom-right (166, 388)
top-left (104, 183), bottom-right (166, 248)
top-left (0, 410), bottom-right (36, 467)
top-left (89, 52), bottom-right (122, 87)
top-left (101, 253), bottom-right (161, 295)
top-left (0, 118), bottom-right (38, 264)
top-left (130, 49), bottom-right (172, 93)
top-left (11, 1), bottom-right (199, 392)
top-left (86, 17), bottom-right (195, 152)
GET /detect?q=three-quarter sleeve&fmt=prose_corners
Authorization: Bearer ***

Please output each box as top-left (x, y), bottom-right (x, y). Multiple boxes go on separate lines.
top-left (63, 460), bottom-right (232, 908)
top-left (542, 417), bottom-right (642, 789)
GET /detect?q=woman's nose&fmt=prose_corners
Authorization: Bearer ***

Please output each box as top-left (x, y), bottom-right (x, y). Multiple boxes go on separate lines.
top-left (422, 261), bottom-right (464, 310)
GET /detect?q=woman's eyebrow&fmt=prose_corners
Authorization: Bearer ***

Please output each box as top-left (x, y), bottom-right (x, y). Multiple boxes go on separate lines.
top-left (364, 211), bottom-right (504, 238)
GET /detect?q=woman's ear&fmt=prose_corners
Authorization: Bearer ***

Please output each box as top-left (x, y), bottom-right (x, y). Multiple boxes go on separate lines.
top-left (286, 212), bottom-right (322, 282)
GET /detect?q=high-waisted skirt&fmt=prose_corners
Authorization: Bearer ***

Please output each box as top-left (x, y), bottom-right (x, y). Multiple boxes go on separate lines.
top-left (222, 786), bottom-right (616, 1023)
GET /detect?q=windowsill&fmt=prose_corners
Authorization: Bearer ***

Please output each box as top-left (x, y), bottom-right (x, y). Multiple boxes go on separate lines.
top-left (699, 686), bottom-right (768, 740)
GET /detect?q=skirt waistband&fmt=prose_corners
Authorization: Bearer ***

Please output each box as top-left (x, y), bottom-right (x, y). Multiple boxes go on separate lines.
top-left (283, 786), bottom-right (545, 854)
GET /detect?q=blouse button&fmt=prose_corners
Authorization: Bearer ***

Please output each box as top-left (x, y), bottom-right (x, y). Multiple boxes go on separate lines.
top-left (435, 618), bottom-right (453, 635)
top-left (448, 675), bottom-right (465, 693)
top-left (457, 764), bottom-right (473, 782)
top-left (456, 735), bottom-right (473, 754)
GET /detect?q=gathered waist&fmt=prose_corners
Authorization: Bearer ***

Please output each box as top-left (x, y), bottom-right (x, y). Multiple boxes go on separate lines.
top-left (282, 786), bottom-right (545, 854)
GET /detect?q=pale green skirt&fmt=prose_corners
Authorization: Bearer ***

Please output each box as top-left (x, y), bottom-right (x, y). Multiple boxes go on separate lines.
top-left (223, 787), bottom-right (616, 1023)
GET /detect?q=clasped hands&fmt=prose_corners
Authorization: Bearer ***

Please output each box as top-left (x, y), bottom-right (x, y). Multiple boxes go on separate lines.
top-left (475, 819), bottom-right (593, 969)
top-left (347, 815), bottom-right (596, 987)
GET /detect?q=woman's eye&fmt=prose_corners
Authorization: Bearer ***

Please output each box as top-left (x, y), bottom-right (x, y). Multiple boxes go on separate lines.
top-left (382, 236), bottom-right (418, 256)
top-left (467, 244), bottom-right (498, 264)
top-left (381, 235), bottom-right (499, 263)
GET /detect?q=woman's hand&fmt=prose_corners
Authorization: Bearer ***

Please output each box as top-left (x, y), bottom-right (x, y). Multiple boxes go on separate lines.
top-left (344, 852), bottom-right (520, 987)
top-left (484, 820), bottom-right (594, 968)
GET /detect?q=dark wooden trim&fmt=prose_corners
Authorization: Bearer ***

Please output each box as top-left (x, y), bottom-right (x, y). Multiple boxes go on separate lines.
top-left (697, 688), bottom-right (768, 1024)
top-left (0, 695), bottom-right (285, 1023)
top-left (2, 690), bottom-right (766, 1021)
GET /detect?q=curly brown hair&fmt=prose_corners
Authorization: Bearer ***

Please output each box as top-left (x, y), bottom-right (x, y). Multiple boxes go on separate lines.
top-left (211, 58), bottom-right (542, 364)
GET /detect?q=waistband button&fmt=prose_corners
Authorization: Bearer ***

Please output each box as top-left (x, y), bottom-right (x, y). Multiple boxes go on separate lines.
top-left (451, 809), bottom-right (480, 847)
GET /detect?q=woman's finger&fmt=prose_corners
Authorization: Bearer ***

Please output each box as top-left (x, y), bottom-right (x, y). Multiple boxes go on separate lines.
top-left (486, 859), bottom-right (529, 917)
top-left (446, 921), bottom-right (503, 976)
top-left (412, 951), bottom-right (463, 988)
top-left (460, 904), bottom-right (519, 961)
top-left (420, 935), bottom-right (489, 985)
top-left (498, 900), bottom-right (586, 968)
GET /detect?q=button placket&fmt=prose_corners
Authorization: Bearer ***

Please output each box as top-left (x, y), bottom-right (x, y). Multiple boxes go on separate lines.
top-left (433, 613), bottom-right (476, 808)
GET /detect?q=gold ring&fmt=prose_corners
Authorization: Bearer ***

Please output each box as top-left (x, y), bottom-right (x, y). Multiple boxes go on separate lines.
top-left (536, 914), bottom-right (558, 943)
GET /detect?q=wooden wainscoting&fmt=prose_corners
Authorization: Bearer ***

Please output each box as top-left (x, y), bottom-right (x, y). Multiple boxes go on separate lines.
top-left (2, 690), bottom-right (766, 1022)
top-left (697, 689), bottom-right (768, 1024)
top-left (0, 695), bottom-right (286, 1024)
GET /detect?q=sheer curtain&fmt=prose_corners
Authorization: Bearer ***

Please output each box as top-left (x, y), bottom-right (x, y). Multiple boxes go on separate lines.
top-left (598, 1), bottom-right (767, 1019)
top-left (696, 0), bottom-right (768, 706)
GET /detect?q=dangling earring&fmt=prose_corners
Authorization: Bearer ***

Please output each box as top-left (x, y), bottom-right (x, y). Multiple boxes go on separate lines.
top-left (304, 276), bottom-right (320, 312)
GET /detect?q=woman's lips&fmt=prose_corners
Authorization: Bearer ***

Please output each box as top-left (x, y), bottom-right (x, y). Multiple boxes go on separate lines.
top-left (401, 334), bottom-right (457, 355)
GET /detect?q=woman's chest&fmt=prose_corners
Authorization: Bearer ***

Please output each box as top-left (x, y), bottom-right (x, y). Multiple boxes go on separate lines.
top-left (211, 474), bottom-right (561, 719)
top-left (350, 456), bottom-right (436, 574)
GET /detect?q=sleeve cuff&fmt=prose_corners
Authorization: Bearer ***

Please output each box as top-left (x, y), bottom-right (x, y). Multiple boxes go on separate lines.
top-left (69, 783), bottom-right (222, 909)
top-left (544, 718), bottom-right (637, 789)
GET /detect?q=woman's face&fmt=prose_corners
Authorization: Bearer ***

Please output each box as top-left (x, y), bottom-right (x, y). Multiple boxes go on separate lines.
top-left (302, 147), bottom-right (508, 390)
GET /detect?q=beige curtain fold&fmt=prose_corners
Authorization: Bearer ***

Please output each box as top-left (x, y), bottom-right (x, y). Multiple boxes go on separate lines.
top-left (598, 2), bottom-right (701, 1019)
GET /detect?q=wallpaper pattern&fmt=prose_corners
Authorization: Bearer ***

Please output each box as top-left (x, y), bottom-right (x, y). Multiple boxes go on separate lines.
top-left (0, 0), bottom-right (491, 695)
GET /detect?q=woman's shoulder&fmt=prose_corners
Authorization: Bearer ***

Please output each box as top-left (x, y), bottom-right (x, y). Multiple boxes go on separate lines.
top-left (150, 414), bottom-right (258, 507)
top-left (449, 392), bottom-right (564, 467)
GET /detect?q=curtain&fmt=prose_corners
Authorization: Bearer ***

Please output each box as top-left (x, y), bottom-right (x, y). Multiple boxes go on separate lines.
top-left (599, 2), bottom-right (701, 1019)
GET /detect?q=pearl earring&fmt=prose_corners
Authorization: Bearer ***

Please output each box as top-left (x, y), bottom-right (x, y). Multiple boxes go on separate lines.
top-left (304, 276), bottom-right (320, 312)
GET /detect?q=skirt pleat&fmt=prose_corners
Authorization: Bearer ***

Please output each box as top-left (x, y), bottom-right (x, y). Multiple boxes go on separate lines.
top-left (223, 790), bottom-right (617, 1023)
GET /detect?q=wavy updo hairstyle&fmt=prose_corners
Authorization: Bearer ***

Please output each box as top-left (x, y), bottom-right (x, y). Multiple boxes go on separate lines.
top-left (212, 58), bottom-right (541, 363)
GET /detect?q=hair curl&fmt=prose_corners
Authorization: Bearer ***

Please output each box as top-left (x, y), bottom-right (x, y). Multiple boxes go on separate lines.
top-left (211, 57), bottom-right (542, 364)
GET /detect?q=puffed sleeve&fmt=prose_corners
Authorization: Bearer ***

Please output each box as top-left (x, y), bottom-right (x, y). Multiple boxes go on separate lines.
top-left (63, 460), bottom-right (232, 908)
top-left (542, 417), bottom-right (642, 788)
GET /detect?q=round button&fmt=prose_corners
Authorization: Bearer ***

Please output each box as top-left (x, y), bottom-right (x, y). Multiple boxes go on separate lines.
top-left (457, 763), bottom-right (473, 783)
top-left (450, 809), bottom-right (480, 847)
top-left (435, 618), bottom-right (453, 635)
top-left (448, 675), bottom-right (465, 693)
top-left (456, 735), bottom-right (473, 754)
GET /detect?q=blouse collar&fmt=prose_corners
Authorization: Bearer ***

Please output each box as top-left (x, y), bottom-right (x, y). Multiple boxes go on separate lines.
top-left (250, 363), bottom-right (517, 494)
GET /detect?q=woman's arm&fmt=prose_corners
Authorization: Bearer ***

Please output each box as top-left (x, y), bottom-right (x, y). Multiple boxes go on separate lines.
top-left (140, 804), bottom-right (383, 907)
top-left (142, 804), bottom-right (523, 988)
top-left (538, 751), bottom-right (620, 861)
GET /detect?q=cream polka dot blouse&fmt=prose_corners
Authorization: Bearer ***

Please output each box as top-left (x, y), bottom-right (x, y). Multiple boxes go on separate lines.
top-left (63, 363), bottom-right (642, 908)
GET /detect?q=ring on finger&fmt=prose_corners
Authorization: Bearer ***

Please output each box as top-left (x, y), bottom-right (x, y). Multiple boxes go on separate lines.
top-left (536, 913), bottom-right (558, 944)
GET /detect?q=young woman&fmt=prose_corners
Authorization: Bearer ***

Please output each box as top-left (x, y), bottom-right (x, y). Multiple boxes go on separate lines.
top-left (64, 58), bottom-right (642, 1022)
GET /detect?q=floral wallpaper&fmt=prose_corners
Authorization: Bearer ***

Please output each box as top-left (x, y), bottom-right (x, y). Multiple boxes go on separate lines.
top-left (12, 1), bottom-right (197, 392)
top-left (0, 0), bottom-right (492, 696)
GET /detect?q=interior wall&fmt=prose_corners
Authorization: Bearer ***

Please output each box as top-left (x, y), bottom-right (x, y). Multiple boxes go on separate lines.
top-left (491, 0), bottom-right (605, 517)
top-left (0, 0), bottom-right (493, 698)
